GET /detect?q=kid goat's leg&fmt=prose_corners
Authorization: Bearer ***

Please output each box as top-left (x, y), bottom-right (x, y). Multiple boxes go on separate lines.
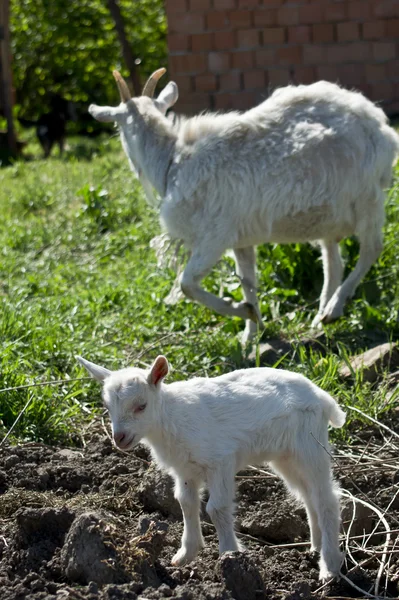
top-left (271, 457), bottom-right (322, 552)
top-left (312, 241), bottom-right (343, 328)
top-left (321, 198), bottom-right (384, 323)
top-left (180, 244), bottom-right (260, 324)
top-left (234, 246), bottom-right (265, 343)
top-left (297, 455), bottom-right (342, 581)
top-left (206, 461), bottom-right (243, 555)
top-left (172, 477), bottom-right (204, 566)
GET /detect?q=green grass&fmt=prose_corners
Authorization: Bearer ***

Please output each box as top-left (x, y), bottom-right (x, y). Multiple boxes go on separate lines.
top-left (0, 134), bottom-right (398, 445)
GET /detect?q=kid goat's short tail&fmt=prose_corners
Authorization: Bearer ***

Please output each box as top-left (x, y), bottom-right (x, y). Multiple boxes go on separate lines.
top-left (325, 393), bottom-right (346, 428)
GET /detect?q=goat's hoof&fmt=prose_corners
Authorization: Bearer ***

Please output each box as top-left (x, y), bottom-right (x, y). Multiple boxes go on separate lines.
top-left (171, 546), bottom-right (198, 567)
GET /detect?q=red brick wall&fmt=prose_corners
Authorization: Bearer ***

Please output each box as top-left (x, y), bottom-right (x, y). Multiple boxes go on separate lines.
top-left (165, 0), bottom-right (399, 115)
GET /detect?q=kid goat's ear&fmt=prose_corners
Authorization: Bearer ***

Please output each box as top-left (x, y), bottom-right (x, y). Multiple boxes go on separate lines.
top-left (148, 355), bottom-right (169, 386)
top-left (76, 355), bottom-right (112, 382)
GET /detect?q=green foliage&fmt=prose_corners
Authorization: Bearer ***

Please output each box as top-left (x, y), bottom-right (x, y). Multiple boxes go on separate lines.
top-left (0, 137), bottom-right (398, 445)
top-left (10, 0), bottom-right (167, 119)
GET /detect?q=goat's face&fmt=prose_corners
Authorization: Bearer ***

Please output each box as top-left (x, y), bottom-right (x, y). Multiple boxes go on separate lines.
top-left (76, 355), bottom-right (169, 451)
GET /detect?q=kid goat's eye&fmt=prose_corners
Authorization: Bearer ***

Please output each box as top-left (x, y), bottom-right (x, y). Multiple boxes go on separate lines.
top-left (134, 404), bottom-right (146, 414)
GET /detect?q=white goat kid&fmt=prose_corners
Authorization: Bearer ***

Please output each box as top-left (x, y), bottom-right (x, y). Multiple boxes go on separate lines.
top-left (77, 354), bottom-right (346, 581)
top-left (89, 70), bottom-right (399, 342)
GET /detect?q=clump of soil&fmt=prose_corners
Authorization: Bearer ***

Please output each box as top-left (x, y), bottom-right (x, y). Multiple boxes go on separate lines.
top-left (0, 426), bottom-right (398, 599)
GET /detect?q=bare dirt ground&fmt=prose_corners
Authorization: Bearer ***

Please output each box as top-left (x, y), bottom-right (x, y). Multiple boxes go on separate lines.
top-left (0, 421), bottom-right (398, 600)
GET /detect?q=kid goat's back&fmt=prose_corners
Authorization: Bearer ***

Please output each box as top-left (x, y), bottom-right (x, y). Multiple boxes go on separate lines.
top-left (77, 354), bottom-right (346, 581)
top-left (89, 70), bottom-right (399, 342)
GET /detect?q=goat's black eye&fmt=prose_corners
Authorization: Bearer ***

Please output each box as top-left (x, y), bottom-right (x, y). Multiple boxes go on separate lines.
top-left (134, 404), bottom-right (146, 414)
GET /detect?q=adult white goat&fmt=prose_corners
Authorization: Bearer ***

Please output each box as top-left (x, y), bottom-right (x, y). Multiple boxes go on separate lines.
top-left (77, 353), bottom-right (346, 581)
top-left (89, 70), bottom-right (399, 342)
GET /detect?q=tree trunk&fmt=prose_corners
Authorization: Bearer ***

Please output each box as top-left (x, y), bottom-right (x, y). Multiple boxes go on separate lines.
top-left (105, 0), bottom-right (141, 96)
top-left (0, 0), bottom-right (17, 156)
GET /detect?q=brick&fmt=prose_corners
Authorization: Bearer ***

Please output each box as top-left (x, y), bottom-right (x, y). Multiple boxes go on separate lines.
top-left (268, 68), bottom-right (291, 88)
top-left (237, 28), bottom-right (260, 48)
top-left (362, 21), bottom-right (386, 40)
top-left (373, 0), bottom-right (399, 18)
top-left (387, 59), bottom-right (399, 79)
top-left (244, 69), bottom-right (267, 89)
top-left (355, 83), bottom-right (371, 99)
top-left (370, 82), bottom-right (394, 102)
top-left (168, 33), bottom-right (190, 52)
top-left (253, 9), bottom-right (277, 27)
top-left (231, 91), bottom-right (257, 110)
top-left (277, 46), bottom-right (302, 66)
top-left (229, 10), bottom-right (252, 29)
top-left (195, 74), bottom-right (217, 92)
top-left (277, 6), bottom-right (299, 26)
top-left (191, 33), bottom-right (213, 52)
top-left (338, 63), bottom-right (365, 85)
top-left (327, 43), bottom-right (365, 64)
top-left (173, 75), bottom-right (193, 93)
top-left (300, 4), bottom-right (322, 24)
top-left (263, 27), bottom-right (285, 44)
top-left (323, 3), bottom-right (347, 22)
top-left (232, 50), bottom-right (255, 69)
top-left (303, 44), bottom-right (328, 64)
top-left (255, 48), bottom-right (277, 67)
top-left (214, 92), bottom-right (233, 110)
top-left (177, 93), bottom-right (210, 114)
top-left (347, 1), bottom-right (371, 21)
top-left (165, 0), bottom-right (187, 14)
top-left (170, 54), bottom-right (207, 74)
top-left (294, 66), bottom-right (316, 84)
top-left (317, 64), bottom-right (339, 81)
top-left (386, 19), bottom-right (399, 37)
top-left (312, 23), bottom-right (335, 43)
top-left (206, 11), bottom-right (229, 30)
top-left (373, 42), bottom-right (396, 61)
top-left (238, 0), bottom-right (259, 7)
top-left (215, 31), bottom-right (236, 50)
top-left (208, 51), bottom-right (231, 72)
top-left (168, 12), bottom-right (205, 34)
top-left (214, 0), bottom-right (235, 8)
top-left (337, 21), bottom-right (360, 42)
top-left (288, 25), bottom-right (310, 43)
top-left (189, 0), bottom-right (211, 9)
top-left (365, 63), bottom-right (387, 82)
top-left (220, 71), bottom-right (242, 91)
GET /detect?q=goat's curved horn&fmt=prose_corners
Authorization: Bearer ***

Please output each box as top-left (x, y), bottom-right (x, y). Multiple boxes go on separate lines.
top-left (113, 70), bottom-right (132, 102)
top-left (142, 68), bottom-right (166, 98)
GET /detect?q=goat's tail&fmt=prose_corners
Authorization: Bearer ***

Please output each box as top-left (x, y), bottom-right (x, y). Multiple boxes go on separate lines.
top-left (323, 392), bottom-right (346, 429)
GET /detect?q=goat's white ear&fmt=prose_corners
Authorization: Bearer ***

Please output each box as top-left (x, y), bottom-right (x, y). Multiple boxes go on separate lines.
top-left (76, 355), bottom-right (112, 382)
top-left (148, 355), bottom-right (169, 386)
top-left (88, 104), bottom-right (126, 123)
top-left (155, 82), bottom-right (179, 115)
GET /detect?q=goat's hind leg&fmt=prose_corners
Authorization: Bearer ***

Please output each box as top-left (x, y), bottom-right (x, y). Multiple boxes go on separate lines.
top-left (271, 457), bottom-right (322, 553)
top-left (234, 246), bottom-right (265, 343)
top-left (321, 196), bottom-right (384, 323)
top-left (311, 240), bottom-right (343, 328)
top-left (172, 477), bottom-right (204, 566)
top-left (180, 243), bottom-right (260, 324)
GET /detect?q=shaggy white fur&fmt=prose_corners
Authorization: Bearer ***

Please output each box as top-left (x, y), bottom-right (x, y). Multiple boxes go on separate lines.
top-left (89, 75), bottom-right (399, 342)
top-left (77, 353), bottom-right (346, 581)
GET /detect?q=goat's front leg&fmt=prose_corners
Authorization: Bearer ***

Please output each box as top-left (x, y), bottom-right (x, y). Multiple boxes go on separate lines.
top-left (206, 462), bottom-right (244, 555)
top-left (234, 246), bottom-right (265, 343)
top-left (180, 246), bottom-right (260, 324)
top-left (172, 477), bottom-right (204, 566)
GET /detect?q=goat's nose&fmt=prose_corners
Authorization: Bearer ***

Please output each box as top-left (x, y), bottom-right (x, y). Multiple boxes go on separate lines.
top-left (113, 431), bottom-right (126, 445)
